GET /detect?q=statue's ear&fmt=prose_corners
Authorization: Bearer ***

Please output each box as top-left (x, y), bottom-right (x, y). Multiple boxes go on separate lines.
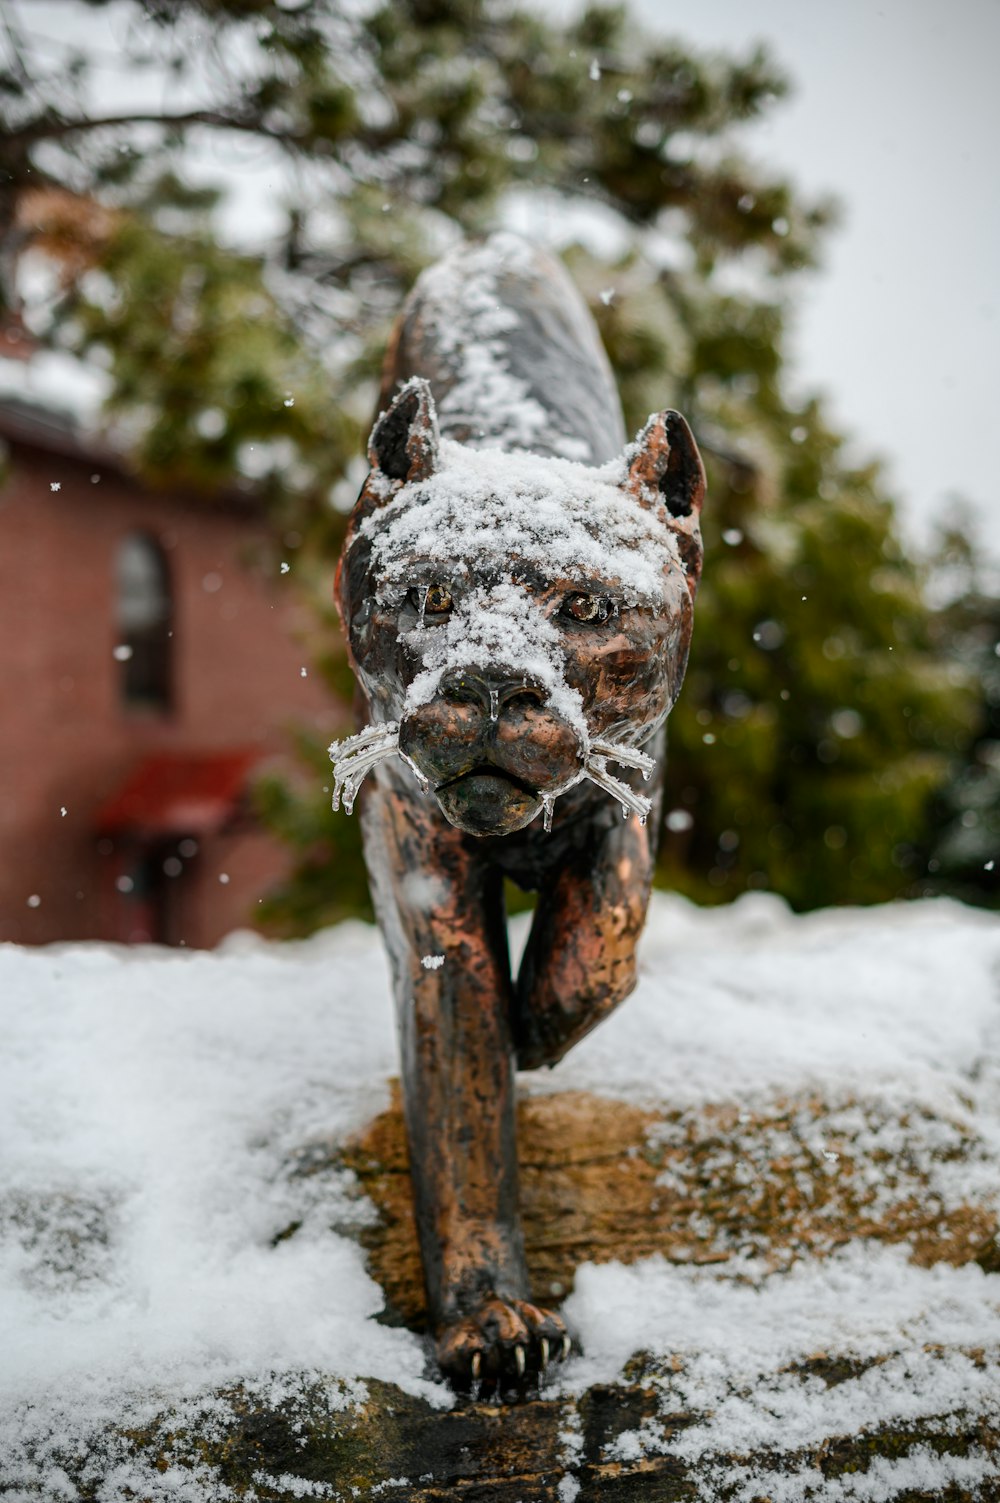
top-left (624, 409), bottom-right (705, 595)
top-left (367, 377), bottom-right (439, 486)
top-left (625, 409), bottom-right (705, 519)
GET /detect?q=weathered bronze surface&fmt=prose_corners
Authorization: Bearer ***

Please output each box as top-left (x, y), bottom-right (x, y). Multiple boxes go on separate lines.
top-left (332, 236), bottom-right (706, 1393)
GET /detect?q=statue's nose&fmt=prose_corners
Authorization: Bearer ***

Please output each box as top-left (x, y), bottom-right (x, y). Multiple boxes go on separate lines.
top-left (438, 670), bottom-right (545, 715)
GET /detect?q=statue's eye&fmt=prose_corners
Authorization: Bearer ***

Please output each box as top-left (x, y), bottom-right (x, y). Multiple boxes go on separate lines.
top-left (564, 593), bottom-right (613, 624)
top-left (418, 583), bottom-right (453, 615)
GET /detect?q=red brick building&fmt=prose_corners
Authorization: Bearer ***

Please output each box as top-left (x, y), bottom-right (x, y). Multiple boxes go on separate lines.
top-left (0, 397), bottom-right (344, 947)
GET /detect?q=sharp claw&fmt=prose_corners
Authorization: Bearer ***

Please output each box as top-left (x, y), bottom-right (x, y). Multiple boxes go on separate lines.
top-left (515, 1344), bottom-right (525, 1377)
top-left (471, 1352), bottom-right (481, 1381)
top-left (540, 1337), bottom-right (549, 1369)
top-left (561, 1334), bottom-right (571, 1361)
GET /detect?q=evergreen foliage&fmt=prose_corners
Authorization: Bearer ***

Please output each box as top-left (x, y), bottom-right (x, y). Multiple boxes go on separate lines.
top-left (924, 528), bottom-right (1000, 906)
top-left (586, 257), bottom-right (982, 907)
top-left (1, 0), bottom-right (993, 923)
top-left (253, 727), bottom-right (374, 932)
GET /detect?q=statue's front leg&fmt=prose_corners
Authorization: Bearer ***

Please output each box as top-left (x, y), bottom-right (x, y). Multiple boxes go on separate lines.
top-left (361, 781), bottom-right (568, 1388)
top-left (513, 807), bottom-right (655, 1071)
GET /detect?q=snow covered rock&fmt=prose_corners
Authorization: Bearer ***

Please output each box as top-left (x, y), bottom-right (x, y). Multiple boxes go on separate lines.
top-left (2, 894), bottom-right (999, 1499)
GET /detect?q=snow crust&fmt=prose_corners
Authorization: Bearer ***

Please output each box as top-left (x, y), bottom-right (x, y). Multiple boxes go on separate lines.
top-left (410, 232), bottom-right (592, 461)
top-left (403, 577), bottom-right (587, 732)
top-left (1, 893), bottom-right (998, 1497)
top-left (568, 1248), bottom-right (999, 1462)
top-left (361, 437), bottom-right (681, 726)
top-left (362, 438), bottom-right (677, 607)
top-left (534, 890), bottom-right (1000, 1114)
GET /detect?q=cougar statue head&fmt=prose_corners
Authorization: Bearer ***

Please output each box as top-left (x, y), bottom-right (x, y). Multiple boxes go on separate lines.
top-left (334, 375), bottom-right (705, 838)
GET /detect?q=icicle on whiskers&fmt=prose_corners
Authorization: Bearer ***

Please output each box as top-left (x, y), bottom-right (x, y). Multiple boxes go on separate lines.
top-left (579, 736), bottom-right (655, 826)
top-left (329, 722), bottom-right (400, 814)
top-left (328, 724), bottom-right (657, 828)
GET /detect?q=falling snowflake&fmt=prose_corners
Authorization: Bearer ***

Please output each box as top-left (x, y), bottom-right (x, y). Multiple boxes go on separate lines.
top-left (50, 482), bottom-right (61, 492)
top-left (280, 562), bottom-right (290, 575)
top-left (421, 954), bottom-right (445, 970)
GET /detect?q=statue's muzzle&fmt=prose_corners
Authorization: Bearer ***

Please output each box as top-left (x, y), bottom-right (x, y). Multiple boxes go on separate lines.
top-left (398, 669), bottom-right (585, 836)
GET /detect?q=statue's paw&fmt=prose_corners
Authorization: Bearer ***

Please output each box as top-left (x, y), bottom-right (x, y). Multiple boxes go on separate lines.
top-left (436, 1297), bottom-right (571, 1393)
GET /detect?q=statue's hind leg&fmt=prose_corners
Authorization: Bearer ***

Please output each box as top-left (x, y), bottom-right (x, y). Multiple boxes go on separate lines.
top-left (360, 782), bottom-right (568, 1389)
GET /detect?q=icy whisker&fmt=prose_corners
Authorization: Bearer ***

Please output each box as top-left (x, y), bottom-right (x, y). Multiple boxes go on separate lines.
top-left (588, 737), bottom-right (656, 782)
top-left (329, 722), bottom-right (400, 814)
top-left (530, 738), bottom-right (656, 833)
top-left (581, 754), bottom-right (652, 826)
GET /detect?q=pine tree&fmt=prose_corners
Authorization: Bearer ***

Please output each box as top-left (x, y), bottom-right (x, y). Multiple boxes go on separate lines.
top-left (0, 0), bottom-right (982, 924)
top-left (924, 525), bottom-right (1000, 907)
top-left (587, 261), bottom-right (981, 908)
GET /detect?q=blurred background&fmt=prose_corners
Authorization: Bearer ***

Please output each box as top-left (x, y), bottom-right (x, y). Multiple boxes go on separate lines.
top-left (0, 0), bottom-right (996, 947)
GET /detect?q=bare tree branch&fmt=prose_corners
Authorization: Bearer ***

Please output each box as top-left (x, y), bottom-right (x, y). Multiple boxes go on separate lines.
top-left (2, 107), bottom-right (307, 150)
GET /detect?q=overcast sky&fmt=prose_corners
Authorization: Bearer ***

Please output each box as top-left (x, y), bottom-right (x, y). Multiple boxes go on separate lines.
top-left (624, 0), bottom-right (1000, 553)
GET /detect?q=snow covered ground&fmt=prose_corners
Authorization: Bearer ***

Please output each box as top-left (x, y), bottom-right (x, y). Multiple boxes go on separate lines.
top-left (2, 892), bottom-right (999, 1499)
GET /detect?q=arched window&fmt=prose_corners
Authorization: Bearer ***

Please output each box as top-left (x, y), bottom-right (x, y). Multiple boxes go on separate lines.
top-left (115, 533), bottom-right (172, 710)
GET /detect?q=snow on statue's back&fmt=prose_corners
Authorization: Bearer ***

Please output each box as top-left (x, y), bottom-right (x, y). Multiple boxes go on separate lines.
top-left (380, 232), bottom-right (627, 464)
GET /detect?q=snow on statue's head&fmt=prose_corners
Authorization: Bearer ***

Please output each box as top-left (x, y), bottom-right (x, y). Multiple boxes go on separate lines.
top-left (334, 376), bottom-right (705, 837)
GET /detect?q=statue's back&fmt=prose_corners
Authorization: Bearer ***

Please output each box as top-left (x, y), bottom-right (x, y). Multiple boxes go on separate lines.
top-left (379, 232), bottom-right (626, 466)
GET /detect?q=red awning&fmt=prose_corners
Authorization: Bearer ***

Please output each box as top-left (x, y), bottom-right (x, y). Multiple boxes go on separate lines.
top-left (95, 751), bottom-right (258, 837)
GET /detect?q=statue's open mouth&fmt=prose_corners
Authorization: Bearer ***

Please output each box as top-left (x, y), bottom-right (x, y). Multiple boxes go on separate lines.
top-left (432, 763), bottom-right (542, 836)
top-left (436, 764), bottom-right (538, 798)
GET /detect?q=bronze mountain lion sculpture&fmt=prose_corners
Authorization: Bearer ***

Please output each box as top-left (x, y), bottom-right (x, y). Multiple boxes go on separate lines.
top-left (331, 233), bottom-right (705, 1393)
